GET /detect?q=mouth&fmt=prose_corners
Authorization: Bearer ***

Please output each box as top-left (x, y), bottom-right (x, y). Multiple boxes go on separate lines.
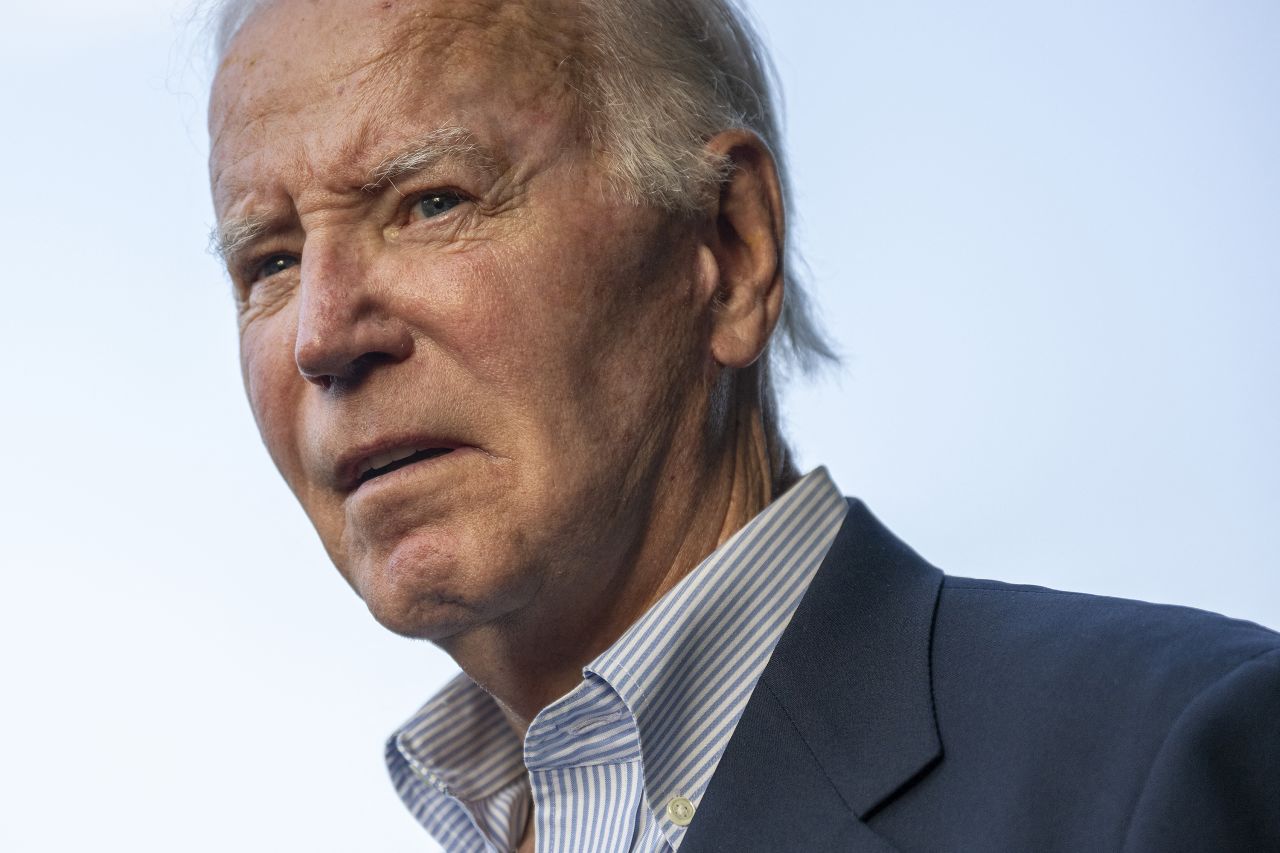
top-left (353, 445), bottom-right (457, 488)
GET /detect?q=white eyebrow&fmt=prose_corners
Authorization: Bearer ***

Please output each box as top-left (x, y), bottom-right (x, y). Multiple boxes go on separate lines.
top-left (363, 126), bottom-right (498, 193)
top-left (210, 127), bottom-right (498, 266)
top-left (209, 213), bottom-right (271, 266)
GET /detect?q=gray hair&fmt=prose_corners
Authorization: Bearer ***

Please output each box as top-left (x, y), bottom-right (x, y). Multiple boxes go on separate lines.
top-left (208, 0), bottom-right (837, 478)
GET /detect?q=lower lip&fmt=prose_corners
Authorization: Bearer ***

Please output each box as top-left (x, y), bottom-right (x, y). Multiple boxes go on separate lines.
top-left (349, 446), bottom-right (477, 498)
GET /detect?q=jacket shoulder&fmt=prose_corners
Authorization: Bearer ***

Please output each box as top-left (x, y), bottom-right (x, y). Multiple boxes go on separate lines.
top-left (887, 576), bottom-right (1280, 849)
top-left (1122, 643), bottom-right (1280, 850)
top-left (937, 575), bottom-right (1279, 691)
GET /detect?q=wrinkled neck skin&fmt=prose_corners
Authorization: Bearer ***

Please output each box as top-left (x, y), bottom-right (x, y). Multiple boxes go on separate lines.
top-left (446, 368), bottom-right (791, 737)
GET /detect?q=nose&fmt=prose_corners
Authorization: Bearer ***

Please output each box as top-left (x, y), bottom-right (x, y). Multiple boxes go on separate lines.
top-left (293, 238), bottom-right (414, 388)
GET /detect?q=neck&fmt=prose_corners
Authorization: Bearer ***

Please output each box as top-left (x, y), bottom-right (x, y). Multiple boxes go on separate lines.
top-left (443, 372), bottom-right (789, 734)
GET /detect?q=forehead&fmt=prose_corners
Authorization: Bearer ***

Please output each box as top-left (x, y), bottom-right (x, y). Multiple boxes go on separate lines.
top-left (209, 0), bottom-right (582, 208)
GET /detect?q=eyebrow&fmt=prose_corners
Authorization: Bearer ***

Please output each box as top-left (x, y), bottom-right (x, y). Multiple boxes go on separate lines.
top-left (362, 126), bottom-right (499, 193)
top-left (210, 213), bottom-right (272, 267)
top-left (211, 126), bottom-right (500, 265)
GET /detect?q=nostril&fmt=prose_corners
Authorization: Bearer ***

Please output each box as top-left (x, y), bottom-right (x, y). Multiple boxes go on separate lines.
top-left (301, 351), bottom-right (401, 390)
top-left (351, 351), bottom-right (399, 373)
top-left (339, 351), bottom-right (400, 388)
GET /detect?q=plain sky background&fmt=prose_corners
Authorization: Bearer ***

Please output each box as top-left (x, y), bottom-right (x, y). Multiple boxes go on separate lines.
top-left (2, 1), bottom-right (1276, 850)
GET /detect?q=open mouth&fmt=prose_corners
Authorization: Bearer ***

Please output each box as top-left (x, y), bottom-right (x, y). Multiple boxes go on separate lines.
top-left (356, 447), bottom-right (455, 486)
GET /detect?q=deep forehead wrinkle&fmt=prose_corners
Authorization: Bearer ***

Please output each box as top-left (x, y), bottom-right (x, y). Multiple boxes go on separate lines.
top-left (380, 0), bottom-right (583, 67)
top-left (210, 0), bottom-right (591, 255)
top-left (353, 0), bottom-right (586, 111)
top-left (212, 0), bottom-right (580, 147)
top-left (213, 0), bottom-right (583, 181)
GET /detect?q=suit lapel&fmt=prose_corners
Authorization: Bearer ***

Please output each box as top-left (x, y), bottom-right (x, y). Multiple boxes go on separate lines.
top-left (681, 499), bottom-right (944, 852)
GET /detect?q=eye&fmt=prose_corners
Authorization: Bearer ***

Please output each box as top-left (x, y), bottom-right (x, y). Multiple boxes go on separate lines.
top-left (252, 253), bottom-right (299, 282)
top-left (414, 191), bottom-right (464, 220)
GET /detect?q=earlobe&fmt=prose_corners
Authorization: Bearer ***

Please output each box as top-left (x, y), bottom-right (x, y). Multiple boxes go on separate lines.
top-left (703, 130), bottom-right (786, 370)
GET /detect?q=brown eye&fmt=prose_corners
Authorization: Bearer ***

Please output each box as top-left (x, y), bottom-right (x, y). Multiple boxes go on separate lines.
top-left (254, 254), bottom-right (299, 281)
top-left (416, 192), bottom-right (463, 219)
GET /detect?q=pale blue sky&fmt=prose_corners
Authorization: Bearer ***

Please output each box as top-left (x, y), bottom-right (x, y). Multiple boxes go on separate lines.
top-left (1, 2), bottom-right (1276, 850)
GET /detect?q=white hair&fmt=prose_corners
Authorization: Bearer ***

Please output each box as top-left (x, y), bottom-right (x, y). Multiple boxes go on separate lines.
top-left (207, 0), bottom-right (838, 478)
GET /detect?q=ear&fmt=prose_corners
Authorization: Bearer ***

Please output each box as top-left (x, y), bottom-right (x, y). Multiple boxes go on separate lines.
top-left (701, 129), bottom-right (786, 370)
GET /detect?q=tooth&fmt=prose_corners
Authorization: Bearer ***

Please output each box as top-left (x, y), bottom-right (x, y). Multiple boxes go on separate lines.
top-left (370, 448), bottom-right (412, 470)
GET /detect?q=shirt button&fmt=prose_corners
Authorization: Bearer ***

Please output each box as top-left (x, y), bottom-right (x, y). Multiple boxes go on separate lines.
top-left (666, 796), bottom-right (696, 826)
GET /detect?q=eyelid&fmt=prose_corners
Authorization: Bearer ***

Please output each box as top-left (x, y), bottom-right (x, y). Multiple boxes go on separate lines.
top-left (228, 186), bottom-right (472, 283)
top-left (235, 248), bottom-right (298, 286)
top-left (406, 188), bottom-right (468, 219)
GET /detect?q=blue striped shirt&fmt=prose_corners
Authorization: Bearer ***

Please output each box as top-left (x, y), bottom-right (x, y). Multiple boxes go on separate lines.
top-left (386, 467), bottom-right (848, 852)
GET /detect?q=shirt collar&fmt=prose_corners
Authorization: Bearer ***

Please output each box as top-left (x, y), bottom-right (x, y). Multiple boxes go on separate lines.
top-left (387, 467), bottom-right (848, 849)
top-left (585, 467), bottom-right (848, 844)
top-left (391, 672), bottom-right (525, 801)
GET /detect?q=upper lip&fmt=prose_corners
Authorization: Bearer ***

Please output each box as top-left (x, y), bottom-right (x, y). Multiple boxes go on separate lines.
top-left (334, 435), bottom-right (464, 491)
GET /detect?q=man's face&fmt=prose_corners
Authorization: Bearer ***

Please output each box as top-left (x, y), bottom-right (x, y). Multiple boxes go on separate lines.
top-left (209, 0), bottom-right (711, 642)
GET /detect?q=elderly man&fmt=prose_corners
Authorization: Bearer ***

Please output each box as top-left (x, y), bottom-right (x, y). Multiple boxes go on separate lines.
top-left (207, 0), bottom-right (1279, 850)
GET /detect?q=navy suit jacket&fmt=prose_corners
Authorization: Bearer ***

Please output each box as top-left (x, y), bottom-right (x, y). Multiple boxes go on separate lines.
top-left (683, 499), bottom-right (1280, 852)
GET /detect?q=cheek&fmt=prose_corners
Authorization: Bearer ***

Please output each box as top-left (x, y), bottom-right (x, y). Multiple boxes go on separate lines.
top-left (239, 314), bottom-right (306, 479)
top-left (390, 241), bottom-right (580, 390)
top-left (472, 232), bottom-right (698, 469)
top-left (492, 234), bottom-right (639, 354)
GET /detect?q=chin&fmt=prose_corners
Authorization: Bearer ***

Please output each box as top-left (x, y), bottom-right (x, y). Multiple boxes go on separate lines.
top-left (364, 594), bottom-right (478, 641)
top-left (346, 532), bottom-right (523, 642)
top-left (357, 566), bottom-right (483, 641)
